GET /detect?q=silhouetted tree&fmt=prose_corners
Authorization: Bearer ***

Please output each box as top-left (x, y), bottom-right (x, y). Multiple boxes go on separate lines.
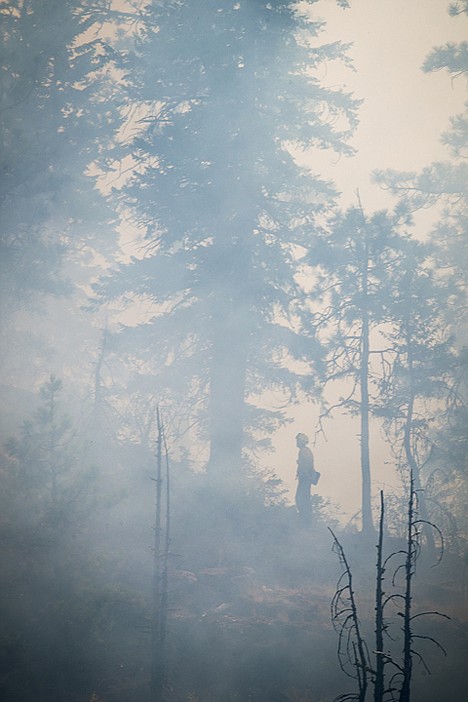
top-left (150, 408), bottom-right (172, 700)
top-left (372, 0), bottom-right (467, 563)
top-left (330, 525), bottom-right (370, 701)
top-left (307, 206), bottom-right (410, 534)
top-left (1, 376), bottom-right (102, 701)
top-left (330, 482), bottom-right (449, 702)
top-left (374, 491), bottom-right (385, 702)
top-left (394, 474), bottom-right (448, 702)
top-left (96, 0), bottom-right (359, 478)
top-left (375, 237), bottom-right (460, 559)
top-left (0, 0), bottom-right (118, 339)
top-left (374, 2), bottom-right (467, 329)
top-left (425, 349), bottom-right (468, 564)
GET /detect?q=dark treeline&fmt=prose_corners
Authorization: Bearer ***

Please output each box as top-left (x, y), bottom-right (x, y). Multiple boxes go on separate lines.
top-left (1, 1), bottom-right (467, 701)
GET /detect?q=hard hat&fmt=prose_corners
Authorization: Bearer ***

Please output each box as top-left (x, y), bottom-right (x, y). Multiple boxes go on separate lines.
top-left (296, 433), bottom-right (309, 444)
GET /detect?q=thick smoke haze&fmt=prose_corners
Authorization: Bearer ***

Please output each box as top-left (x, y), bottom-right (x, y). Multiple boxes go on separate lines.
top-left (1, 1), bottom-right (467, 701)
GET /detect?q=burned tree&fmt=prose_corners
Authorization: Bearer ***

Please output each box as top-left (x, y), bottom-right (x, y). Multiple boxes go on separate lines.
top-left (150, 409), bottom-right (171, 701)
top-left (310, 207), bottom-right (411, 536)
top-left (330, 527), bottom-right (371, 702)
top-left (374, 491), bottom-right (385, 702)
top-left (330, 477), bottom-right (449, 702)
top-left (393, 473), bottom-right (448, 702)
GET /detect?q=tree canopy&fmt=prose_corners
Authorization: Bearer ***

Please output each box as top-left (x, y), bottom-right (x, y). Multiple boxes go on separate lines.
top-left (0, 0), bottom-right (118, 328)
top-left (97, 0), bottom-right (360, 476)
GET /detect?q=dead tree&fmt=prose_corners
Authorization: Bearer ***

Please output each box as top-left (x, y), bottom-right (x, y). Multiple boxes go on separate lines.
top-left (330, 479), bottom-right (448, 702)
top-left (330, 528), bottom-right (371, 702)
top-left (398, 474), bottom-right (416, 702)
top-left (159, 421), bottom-right (171, 668)
top-left (395, 472), bottom-right (448, 702)
top-left (374, 491), bottom-right (385, 702)
top-left (150, 408), bottom-right (171, 701)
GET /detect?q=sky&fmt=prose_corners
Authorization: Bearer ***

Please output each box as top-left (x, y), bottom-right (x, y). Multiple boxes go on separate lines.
top-left (269, 0), bottom-right (467, 520)
top-left (305, 0), bottom-right (467, 207)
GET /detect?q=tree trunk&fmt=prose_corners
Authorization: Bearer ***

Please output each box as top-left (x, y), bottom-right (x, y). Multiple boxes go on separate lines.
top-left (374, 491), bottom-right (385, 702)
top-left (151, 410), bottom-right (164, 701)
top-left (399, 474), bottom-right (416, 702)
top-left (330, 528), bottom-right (369, 702)
top-left (361, 308), bottom-right (374, 535)
top-left (404, 325), bottom-right (436, 560)
top-left (207, 304), bottom-right (248, 479)
top-left (360, 227), bottom-right (374, 536)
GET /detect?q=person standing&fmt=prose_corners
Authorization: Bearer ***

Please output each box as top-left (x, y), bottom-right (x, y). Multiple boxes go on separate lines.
top-left (295, 433), bottom-right (319, 523)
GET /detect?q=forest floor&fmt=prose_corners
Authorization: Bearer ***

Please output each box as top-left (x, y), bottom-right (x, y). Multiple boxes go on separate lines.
top-left (151, 513), bottom-right (468, 702)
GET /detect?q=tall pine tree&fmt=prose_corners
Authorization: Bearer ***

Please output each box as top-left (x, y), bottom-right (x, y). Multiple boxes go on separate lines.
top-left (0, 0), bottom-right (118, 328)
top-left (304, 206), bottom-right (412, 534)
top-left (98, 0), bottom-right (359, 478)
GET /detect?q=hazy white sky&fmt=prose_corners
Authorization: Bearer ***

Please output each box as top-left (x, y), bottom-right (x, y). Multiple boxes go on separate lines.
top-left (305, 0), bottom-right (467, 208)
top-left (272, 0), bottom-right (467, 521)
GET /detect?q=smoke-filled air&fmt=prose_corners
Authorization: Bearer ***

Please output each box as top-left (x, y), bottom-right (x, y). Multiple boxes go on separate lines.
top-left (1, 1), bottom-right (467, 700)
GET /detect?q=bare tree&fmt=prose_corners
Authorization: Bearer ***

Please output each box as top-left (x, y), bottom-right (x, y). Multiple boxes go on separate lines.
top-left (330, 527), bottom-right (371, 702)
top-left (396, 473), bottom-right (448, 702)
top-left (330, 477), bottom-right (449, 702)
top-left (150, 409), bottom-right (171, 701)
top-left (374, 491), bottom-right (385, 702)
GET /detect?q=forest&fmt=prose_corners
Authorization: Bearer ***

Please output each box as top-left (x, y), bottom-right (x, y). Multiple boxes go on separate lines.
top-left (0, 1), bottom-right (467, 701)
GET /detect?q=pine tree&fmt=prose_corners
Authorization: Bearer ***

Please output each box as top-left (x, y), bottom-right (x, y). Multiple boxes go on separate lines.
top-left (0, 0), bottom-right (118, 328)
top-left (1, 376), bottom-right (102, 701)
top-left (372, 1), bottom-right (467, 552)
top-left (97, 0), bottom-right (359, 477)
top-left (375, 237), bottom-right (459, 557)
top-left (373, 2), bottom-right (467, 329)
top-left (305, 206), bottom-right (409, 534)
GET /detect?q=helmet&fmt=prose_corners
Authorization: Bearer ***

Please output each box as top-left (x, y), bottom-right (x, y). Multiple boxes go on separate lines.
top-left (296, 432), bottom-right (309, 445)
